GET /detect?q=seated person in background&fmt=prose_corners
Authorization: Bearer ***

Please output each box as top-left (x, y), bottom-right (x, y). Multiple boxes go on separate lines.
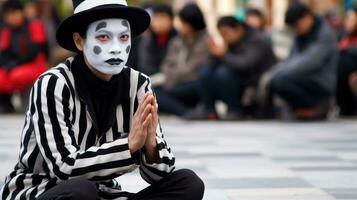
top-left (187, 16), bottom-right (276, 120)
top-left (0, 1), bottom-right (47, 113)
top-left (138, 4), bottom-right (177, 76)
top-left (36, 0), bottom-right (68, 67)
top-left (245, 8), bottom-right (272, 44)
top-left (155, 3), bottom-right (209, 117)
top-left (268, 3), bottom-right (338, 120)
top-left (24, 0), bottom-right (38, 20)
top-left (337, 8), bottom-right (357, 116)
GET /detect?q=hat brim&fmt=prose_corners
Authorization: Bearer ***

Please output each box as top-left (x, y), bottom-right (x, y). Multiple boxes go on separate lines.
top-left (56, 5), bottom-right (151, 52)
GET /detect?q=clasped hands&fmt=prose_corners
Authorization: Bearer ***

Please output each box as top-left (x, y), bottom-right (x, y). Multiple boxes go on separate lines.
top-left (207, 37), bottom-right (228, 58)
top-left (128, 92), bottom-right (158, 158)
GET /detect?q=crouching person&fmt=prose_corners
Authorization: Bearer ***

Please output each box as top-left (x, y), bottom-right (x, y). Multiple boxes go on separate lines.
top-left (267, 3), bottom-right (338, 120)
top-left (0, 1), bottom-right (204, 200)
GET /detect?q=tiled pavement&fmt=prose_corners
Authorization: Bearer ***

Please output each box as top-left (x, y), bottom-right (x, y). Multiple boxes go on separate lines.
top-left (1, 115), bottom-right (357, 200)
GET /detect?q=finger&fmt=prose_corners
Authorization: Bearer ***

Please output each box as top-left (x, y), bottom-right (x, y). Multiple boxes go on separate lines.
top-left (142, 92), bottom-right (154, 105)
top-left (143, 114), bottom-right (152, 129)
top-left (141, 94), bottom-right (154, 112)
top-left (150, 104), bottom-right (157, 120)
top-left (136, 93), bottom-right (152, 116)
top-left (151, 107), bottom-right (158, 127)
top-left (152, 96), bottom-right (158, 112)
top-left (141, 92), bottom-right (152, 103)
top-left (149, 104), bottom-right (155, 114)
top-left (148, 95), bottom-right (158, 114)
top-left (141, 104), bottom-right (152, 122)
top-left (146, 94), bottom-right (154, 107)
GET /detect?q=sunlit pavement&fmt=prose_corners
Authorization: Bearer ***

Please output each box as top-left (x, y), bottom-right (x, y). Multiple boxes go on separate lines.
top-left (1, 115), bottom-right (357, 200)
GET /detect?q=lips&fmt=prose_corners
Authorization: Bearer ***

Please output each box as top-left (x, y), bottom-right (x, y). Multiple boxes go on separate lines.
top-left (105, 58), bottom-right (124, 65)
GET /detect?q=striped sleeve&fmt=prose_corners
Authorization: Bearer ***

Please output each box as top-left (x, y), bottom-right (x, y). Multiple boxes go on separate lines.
top-left (31, 74), bottom-right (136, 181)
top-left (136, 74), bottom-right (175, 184)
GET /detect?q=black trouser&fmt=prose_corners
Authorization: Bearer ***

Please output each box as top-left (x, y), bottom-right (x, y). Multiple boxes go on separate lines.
top-left (37, 169), bottom-right (204, 200)
top-left (270, 73), bottom-right (330, 109)
top-left (336, 52), bottom-right (357, 116)
top-left (155, 82), bottom-right (199, 116)
top-left (198, 66), bottom-right (245, 113)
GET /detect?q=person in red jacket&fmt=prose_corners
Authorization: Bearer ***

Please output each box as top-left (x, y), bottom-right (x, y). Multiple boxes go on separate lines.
top-left (0, 1), bottom-right (47, 113)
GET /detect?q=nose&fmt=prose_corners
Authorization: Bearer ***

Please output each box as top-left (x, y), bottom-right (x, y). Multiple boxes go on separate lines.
top-left (109, 48), bottom-right (121, 55)
top-left (108, 39), bottom-right (122, 55)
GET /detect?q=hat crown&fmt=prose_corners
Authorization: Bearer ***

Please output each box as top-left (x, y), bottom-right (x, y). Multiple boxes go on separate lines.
top-left (73, 0), bottom-right (84, 8)
top-left (72, 0), bottom-right (128, 14)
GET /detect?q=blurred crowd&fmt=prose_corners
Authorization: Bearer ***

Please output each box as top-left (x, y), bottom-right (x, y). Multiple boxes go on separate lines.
top-left (0, 0), bottom-right (70, 114)
top-left (1, 0), bottom-right (357, 121)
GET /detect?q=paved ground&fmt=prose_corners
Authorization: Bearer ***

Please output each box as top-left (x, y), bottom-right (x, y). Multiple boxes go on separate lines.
top-left (1, 115), bottom-right (357, 200)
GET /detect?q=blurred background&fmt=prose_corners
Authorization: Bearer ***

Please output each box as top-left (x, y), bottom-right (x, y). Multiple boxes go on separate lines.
top-left (1, 1), bottom-right (357, 199)
top-left (1, 0), bottom-right (357, 121)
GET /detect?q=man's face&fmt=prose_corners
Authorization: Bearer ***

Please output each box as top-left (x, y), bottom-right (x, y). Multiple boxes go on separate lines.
top-left (218, 26), bottom-right (243, 45)
top-left (4, 9), bottom-right (25, 29)
top-left (246, 14), bottom-right (263, 30)
top-left (150, 13), bottom-right (173, 35)
top-left (291, 14), bottom-right (314, 36)
top-left (177, 19), bottom-right (194, 39)
top-left (344, 10), bottom-right (357, 34)
top-left (83, 18), bottom-right (131, 75)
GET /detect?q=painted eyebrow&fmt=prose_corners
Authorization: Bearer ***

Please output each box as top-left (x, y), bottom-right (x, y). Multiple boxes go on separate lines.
top-left (95, 22), bottom-right (107, 32)
top-left (94, 28), bottom-right (130, 34)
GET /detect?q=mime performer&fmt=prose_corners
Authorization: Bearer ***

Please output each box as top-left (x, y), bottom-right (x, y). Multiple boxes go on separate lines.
top-left (0, 0), bottom-right (204, 199)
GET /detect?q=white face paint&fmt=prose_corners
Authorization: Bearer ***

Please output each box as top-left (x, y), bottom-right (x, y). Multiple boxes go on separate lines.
top-left (83, 18), bottom-right (131, 75)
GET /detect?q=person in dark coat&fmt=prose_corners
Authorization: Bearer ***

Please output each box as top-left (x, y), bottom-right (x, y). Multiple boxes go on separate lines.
top-left (245, 8), bottom-right (272, 44)
top-left (268, 3), bottom-right (338, 120)
top-left (187, 16), bottom-right (276, 120)
top-left (155, 3), bottom-right (209, 116)
top-left (336, 8), bottom-right (357, 116)
top-left (138, 4), bottom-right (177, 76)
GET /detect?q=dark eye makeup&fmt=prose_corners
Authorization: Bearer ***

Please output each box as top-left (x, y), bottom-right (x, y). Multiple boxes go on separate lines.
top-left (120, 34), bottom-right (130, 42)
top-left (96, 35), bottom-right (110, 42)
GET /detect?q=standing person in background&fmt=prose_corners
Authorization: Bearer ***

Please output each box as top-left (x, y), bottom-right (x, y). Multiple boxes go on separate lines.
top-left (268, 3), bottom-right (338, 120)
top-left (155, 3), bottom-right (209, 117)
top-left (186, 16), bottom-right (276, 120)
top-left (337, 8), bottom-right (357, 116)
top-left (0, 1), bottom-right (47, 113)
top-left (138, 4), bottom-right (177, 76)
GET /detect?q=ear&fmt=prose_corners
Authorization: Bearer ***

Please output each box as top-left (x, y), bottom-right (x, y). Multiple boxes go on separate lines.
top-left (73, 32), bottom-right (84, 51)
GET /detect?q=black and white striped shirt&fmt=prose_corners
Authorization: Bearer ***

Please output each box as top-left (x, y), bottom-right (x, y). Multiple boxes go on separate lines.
top-left (0, 57), bottom-right (175, 200)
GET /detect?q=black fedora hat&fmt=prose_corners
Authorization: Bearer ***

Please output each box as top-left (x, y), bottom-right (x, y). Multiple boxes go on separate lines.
top-left (56, 0), bottom-right (151, 52)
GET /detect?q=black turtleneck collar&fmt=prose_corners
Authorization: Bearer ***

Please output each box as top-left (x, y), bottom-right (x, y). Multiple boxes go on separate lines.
top-left (71, 54), bottom-right (130, 136)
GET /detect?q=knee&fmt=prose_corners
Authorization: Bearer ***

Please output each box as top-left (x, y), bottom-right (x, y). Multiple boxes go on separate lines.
top-left (270, 74), bottom-right (288, 93)
top-left (66, 178), bottom-right (98, 200)
top-left (198, 67), bottom-right (213, 81)
top-left (215, 67), bottom-right (236, 84)
top-left (174, 169), bottom-right (205, 200)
